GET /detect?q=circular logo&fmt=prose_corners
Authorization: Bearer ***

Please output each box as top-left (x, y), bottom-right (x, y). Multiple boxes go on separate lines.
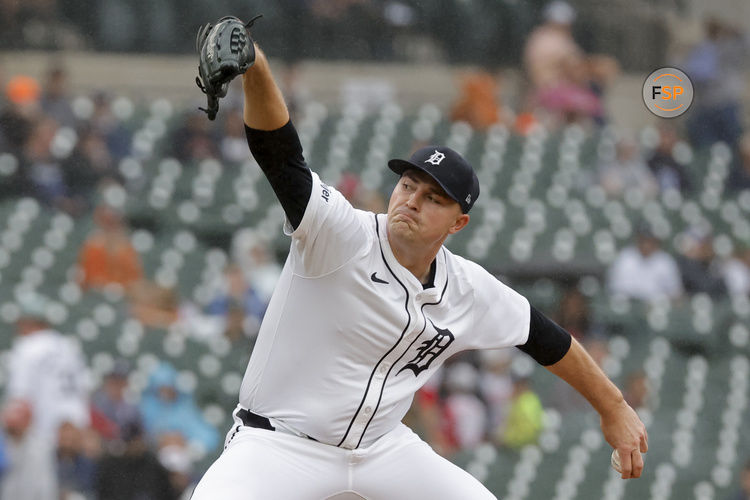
top-left (642, 67), bottom-right (694, 118)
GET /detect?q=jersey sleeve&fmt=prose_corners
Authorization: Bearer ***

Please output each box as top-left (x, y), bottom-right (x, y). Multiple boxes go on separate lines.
top-left (246, 120), bottom-right (369, 277)
top-left (245, 121), bottom-right (313, 231)
top-left (285, 171), bottom-right (371, 277)
top-left (465, 263), bottom-right (531, 350)
top-left (517, 305), bottom-right (572, 366)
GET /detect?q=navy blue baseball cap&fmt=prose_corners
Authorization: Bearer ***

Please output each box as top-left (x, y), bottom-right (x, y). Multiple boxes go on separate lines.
top-left (388, 146), bottom-right (480, 213)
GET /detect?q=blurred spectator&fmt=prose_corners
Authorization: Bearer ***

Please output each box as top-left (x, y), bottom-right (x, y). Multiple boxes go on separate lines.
top-left (478, 349), bottom-right (513, 438)
top-left (646, 125), bottom-right (692, 194)
top-left (139, 362), bottom-right (219, 454)
top-left (727, 133), bottom-right (750, 192)
top-left (598, 134), bottom-right (658, 199)
top-left (78, 203), bottom-right (143, 291)
top-left (337, 172), bottom-right (363, 206)
top-left (408, 369), bottom-right (453, 457)
top-left (523, 1), bottom-right (616, 125)
top-left (0, 432), bottom-right (6, 478)
top-left (5, 293), bottom-right (90, 442)
top-left (514, 104), bottom-right (540, 136)
top-left (90, 91), bottom-right (131, 160)
top-left (554, 286), bottom-right (601, 341)
top-left (496, 376), bottom-right (543, 449)
top-left (21, 116), bottom-right (69, 208)
top-left (219, 108), bottom-right (249, 164)
top-left (0, 75), bottom-right (41, 156)
top-left (56, 421), bottom-right (99, 498)
top-left (524, 1), bottom-right (580, 89)
top-left (19, 112), bottom-right (100, 216)
top-left (40, 66), bottom-right (75, 128)
top-left (450, 71), bottom-right (502, 131)
top-left (95, 421), bottom-right (176, 500)
top-left (158, 439), bottom-right (197, 500)
top-left (683, 18), bottom-right (748, 149)
top-left (170, 111), bottom-right (218, 164)
top-left (726, 459), bottom-right (750, 500)
top-left (677, 227), bottom-right (727, 297)
top-left (336, 172), bottom-right (387, 213)
top-left (231, 230), bottom-right (283, 304)
top-left (129, 281), bottom-right (180, 328)
top-left (723, 244), bottom-right (750, 296)
top-left (205, 264), bottom-right (267, 342)
top-left (0, 400), bottom-right (58, 500)
top-left (62, 128), bottom-right (121, 211)
top-left (441, 362), bottom-right (487, 451)
top-left (608, 226), bottom-right (683, 301)
top-left (91, 359), bottom-right (142, 441)
top-left (355, 187), bottom-right (388, 214)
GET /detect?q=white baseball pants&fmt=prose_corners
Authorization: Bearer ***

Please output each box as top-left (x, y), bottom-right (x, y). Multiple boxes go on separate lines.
top-left (191, 410), bottom-right (497, 499)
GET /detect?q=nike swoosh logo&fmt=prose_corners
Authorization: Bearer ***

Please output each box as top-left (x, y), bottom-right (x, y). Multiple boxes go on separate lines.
top-left (370, 272), bottom-right (389, 284)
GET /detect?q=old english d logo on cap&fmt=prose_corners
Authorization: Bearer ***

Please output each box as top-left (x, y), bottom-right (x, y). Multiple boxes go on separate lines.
top-left (425, 150), bottom-right (446, 166)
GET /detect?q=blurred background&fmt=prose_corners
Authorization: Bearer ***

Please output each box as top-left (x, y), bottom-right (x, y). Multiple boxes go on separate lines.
top-left (0, 0), bottom-right (749, 499)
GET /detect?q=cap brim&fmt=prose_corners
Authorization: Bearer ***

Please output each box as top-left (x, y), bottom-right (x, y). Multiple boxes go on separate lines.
top-left (387, 159), bottom-right (460, 206)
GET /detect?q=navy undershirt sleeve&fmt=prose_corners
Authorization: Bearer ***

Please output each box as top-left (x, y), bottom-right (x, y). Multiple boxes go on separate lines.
top-left (516, 305), bottom-right (572, 366)
top-left (245, 121), bottom-right (312, 231)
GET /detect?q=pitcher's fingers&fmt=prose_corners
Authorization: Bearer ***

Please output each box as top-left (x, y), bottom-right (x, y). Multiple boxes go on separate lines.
top-left (640, 430), bottom-right (649, 453)
top-left (630, 449), bottom-right (644, 478)
top-left (619, 448), bottom-right (633, 479)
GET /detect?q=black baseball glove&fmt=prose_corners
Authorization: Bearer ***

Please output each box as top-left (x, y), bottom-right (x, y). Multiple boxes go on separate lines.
top-left (195, 14), bottom-right (262, 120)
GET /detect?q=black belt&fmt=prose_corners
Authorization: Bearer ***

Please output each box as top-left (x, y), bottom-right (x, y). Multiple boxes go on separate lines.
top-left (237, 409), bottom-right (317, 441)
top-left (237, 408), bottom-right (275, 431)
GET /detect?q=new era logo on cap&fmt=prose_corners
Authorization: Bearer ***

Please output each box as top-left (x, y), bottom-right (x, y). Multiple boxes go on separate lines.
top-left (388, 146), bottom-right (480, 213)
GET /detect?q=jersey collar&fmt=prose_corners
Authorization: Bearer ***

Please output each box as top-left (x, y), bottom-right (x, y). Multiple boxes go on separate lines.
top-left (376, 214), bottom-right (447, 297)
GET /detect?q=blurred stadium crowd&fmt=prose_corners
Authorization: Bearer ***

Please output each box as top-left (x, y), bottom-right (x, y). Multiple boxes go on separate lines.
top-left (0, 0), bottom-right (669, 68)
top-left (0, 1), bottom-right (750, 499)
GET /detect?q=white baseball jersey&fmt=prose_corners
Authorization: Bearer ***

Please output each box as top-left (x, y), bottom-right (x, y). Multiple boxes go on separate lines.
top-left (6, 329), bottom-right (90, 440)
top-left (238, 172), bottom-right (530, 450)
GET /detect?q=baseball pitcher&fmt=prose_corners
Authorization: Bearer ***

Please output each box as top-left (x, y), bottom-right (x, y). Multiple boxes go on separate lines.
top-left (191, 17), bottom-right (648, 499)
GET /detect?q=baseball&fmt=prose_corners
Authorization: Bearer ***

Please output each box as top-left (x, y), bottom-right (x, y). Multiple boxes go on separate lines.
top-left (611, 449), bottom-right (622, 473)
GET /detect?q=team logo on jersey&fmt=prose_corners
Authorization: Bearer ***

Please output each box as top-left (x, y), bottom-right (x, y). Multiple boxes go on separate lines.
top-left (398, 321), bottom-right (455, 377)
top-left (425, 150), bottom-right (446, 166)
